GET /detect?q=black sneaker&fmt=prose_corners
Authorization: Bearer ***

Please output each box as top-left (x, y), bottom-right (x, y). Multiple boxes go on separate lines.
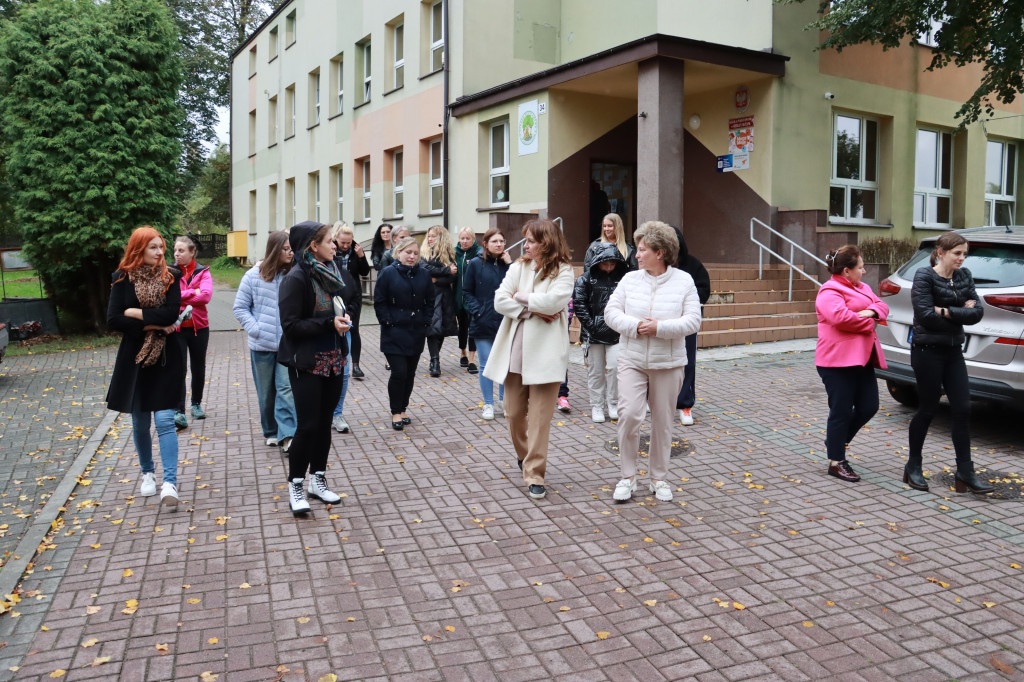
top-left (517, 458), bottom-right (523, 471)
top-left (467, 362), bottom-right (478, 374)
top-left (352, 365), bottom-right (364, 380)
top-left (460, 356), bottom-right (469, 367)
top-left (528, 484), bottom-right (546, 499)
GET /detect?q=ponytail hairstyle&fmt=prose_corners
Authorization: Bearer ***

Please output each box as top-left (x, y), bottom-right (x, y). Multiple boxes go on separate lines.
top-left (114, 226), bottom-right (174, 293)
top-left (930, 231), bottom-right (968, 266)
top-left (824, 244), bottom-right (861, 275)
top-left (175, 234), bottom-right (199, 259)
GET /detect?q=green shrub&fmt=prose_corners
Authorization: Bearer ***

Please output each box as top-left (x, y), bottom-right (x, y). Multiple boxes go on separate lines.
top-left (211, 255), bottom-right (240, 269)
top-left (859, 238), bottom-right (921, 272)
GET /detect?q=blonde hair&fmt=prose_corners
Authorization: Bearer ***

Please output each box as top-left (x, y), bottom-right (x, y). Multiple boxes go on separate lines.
top-left (392, 236), bottom-right (420, 262)
top-left (332, 221), bottom-right (353, 239)
top-left (635, 221), bottom-right (679, 266)
top-left (601, 213), bottom-right (629, 260)
top-left (458, 226), bottom-right (475, 241)
top-left (422, 225), bottom-right (455, 266)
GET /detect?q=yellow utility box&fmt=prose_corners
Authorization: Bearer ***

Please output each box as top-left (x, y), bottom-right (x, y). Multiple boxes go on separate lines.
top-left (227, 231), bottom-right (248, 260)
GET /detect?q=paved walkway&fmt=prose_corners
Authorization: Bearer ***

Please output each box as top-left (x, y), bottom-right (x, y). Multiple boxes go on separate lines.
top-left (0, 325), bottom-right (1022, 681)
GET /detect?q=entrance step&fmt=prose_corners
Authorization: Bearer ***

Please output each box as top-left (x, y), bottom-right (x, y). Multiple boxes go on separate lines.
top-left (698, 324), bottom-right (818, 349)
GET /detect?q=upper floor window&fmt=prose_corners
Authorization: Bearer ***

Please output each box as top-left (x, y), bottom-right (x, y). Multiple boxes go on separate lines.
top-left (361, 159), bottom-right (372, 220)
top-left (285, 10), bottom-right (296, 47)
top-left (430, 1), bottom-right (444, 72)
top-left (309, 171), bottom-right (321, 222)
top-left (392, 148), bottom-right (404, 218)
top-left (268, 95), bottom-right (278, 145)
top-left (429, 138), bottom-right (443, 213)
top-left (986, 140), bottom-right (1017, 226)
top-left (329, 53), bottom-right (343, 116)
top-left (332, 165), bottom-right (344, 222)
top-left (393, 22), bottom-right (405, 90)
top-left (268, 26), bottom-right (279, 61)
top-left (489, 121), bottom-right (509, 206)
top-left (248, 46), bottom-right (257, 78)
top-left (285, 177), bottom-right (296, 225)
top-left (284, 84), bottom-right (296, 138)
top-left (914, 128), bottom-right (953, 228)
top-left (355, 39), bottom-right (372, 104)
top-left (917, 18), bottom-right (943, 48)
top-left (248, 110), bottom-right (256, 156)
top-left (308, 69), bottom-right (321, 126)
top-left (830, 113), bottom-right (878, 223)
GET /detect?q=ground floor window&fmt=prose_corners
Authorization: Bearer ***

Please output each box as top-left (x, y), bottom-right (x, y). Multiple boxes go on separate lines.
top-left (830, 113), bottom-right (879, 223)
top-left (914, 128), bottom-right (953, 228)
top-left (985, 139), bottom-right (1017, 226)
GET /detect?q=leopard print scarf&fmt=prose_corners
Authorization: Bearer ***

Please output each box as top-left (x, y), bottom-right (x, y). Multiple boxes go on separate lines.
top-left (128, 265), bottom-right (168, 367)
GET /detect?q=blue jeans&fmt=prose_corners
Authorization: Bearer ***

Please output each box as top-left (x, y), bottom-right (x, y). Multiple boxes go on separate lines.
top-left (474, 337), bottom-right (504, 405)
top-left (250, 350), bottom-right (297, 440)
top-left (132, 410), bottom-right (178, 486)
top-left (333, 331), bottom-right (352, 418)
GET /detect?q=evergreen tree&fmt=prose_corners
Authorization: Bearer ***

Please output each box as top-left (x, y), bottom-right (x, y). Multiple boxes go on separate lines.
top-left (0, 0), bottom-right (183, 331)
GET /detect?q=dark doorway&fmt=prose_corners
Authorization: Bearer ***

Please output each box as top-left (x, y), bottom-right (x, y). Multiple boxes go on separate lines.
top-left (591, 162), bottom-right (636, 243)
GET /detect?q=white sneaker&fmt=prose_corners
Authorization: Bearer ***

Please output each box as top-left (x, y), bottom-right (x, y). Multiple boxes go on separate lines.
top-left (160, 482), bottom-right (179, 509)
top-left (140, 472), bottom-right (157, 497)
top-left (607, 404), bottom-right (618, 421)
top-left (496, 400), bottom-right (505, 416)
top-left (308, 472), bottom-right (341, 504)
top-left (650, 480), bottom-right (673, 502)
top-left (679, 408), bottom-right (694, 426)
top-left (332, 415), bottom-right (350, 433)
top-left (481, 404), bottom-right (495, 420)
top-left (289, 478), bottom-right (310, 515)
top-left (266, 437), bottom-right (279, 447)
top-left (613, 478), bottom-right (637, 502)
top-left (592, 407), bottom-right (605, 423)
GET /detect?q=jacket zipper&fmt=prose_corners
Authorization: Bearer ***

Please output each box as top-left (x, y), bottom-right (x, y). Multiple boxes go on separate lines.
top-left (645, 274), bottom-right (658, 366)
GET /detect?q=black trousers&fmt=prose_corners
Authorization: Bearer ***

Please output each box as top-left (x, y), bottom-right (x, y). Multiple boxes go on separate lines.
top-left (676, 332), bottom-right (698, 409)
top-left (427, 336), bottom-right (444, 361)
top-left (384, 352), bottom-right (421, 415)
top-left (287, 367), bottom-right (344, 480)
top-left (456, 309), bottom-right (475, 352)
top-left (350, 306), bottom-right (363, 366)
top-left (816, 364), bottom-right (879, 461)
top-left (176, 326), bottom-right (210, 411)
top-left (909, 345), bottom-right (972, 468)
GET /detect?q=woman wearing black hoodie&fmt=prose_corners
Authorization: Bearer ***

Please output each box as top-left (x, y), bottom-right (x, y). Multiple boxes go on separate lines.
top-left (278, 222), bottom-right (352, 516)
top-left (672, 226), bottom-right (710, 426)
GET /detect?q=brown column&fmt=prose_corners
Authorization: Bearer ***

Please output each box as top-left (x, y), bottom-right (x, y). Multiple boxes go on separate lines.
top-left (636, 57), bottom-right (685, 228)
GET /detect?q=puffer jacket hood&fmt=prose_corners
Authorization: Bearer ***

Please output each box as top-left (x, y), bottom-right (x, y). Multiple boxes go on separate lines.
top-left (288, 221), bottom-right (323, 257)
top-left (573, 243), bottom-right (629, 346)
top-left (589, 243), bottom-right (629, 278)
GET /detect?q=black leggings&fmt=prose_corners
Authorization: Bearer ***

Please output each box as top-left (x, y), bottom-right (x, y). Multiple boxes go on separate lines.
top-left (177, 326), bottom-right (209, 411)
top-left (427, 336), bottom-right (444, 361)
top-left (384, 352), bottom-right (421, 415)
top-left (287, 368), bottom-right (344, 480)
top-left (816, 364), bottom-right (879, 461)
top-left (456, 310), bottom-right (475, 353)
top-left (350, 306), bottom-right (362, 365)
top-left (909, 345), bottom-right (972, 467)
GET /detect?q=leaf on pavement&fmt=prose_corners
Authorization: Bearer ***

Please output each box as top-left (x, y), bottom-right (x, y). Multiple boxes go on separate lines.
top-left (595, 631), bottom-right (610, 640)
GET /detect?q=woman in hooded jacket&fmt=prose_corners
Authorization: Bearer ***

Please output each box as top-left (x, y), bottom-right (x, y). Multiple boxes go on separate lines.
top-left (277, 222), bottom-right (352, 516)
top-left (582, 213), bottom-right (636, 275)
top-left (463, 228), bottom-right (511, 420)
top-left (455, 227), bottom-right (483, 373)
top-left (422, 225), bottom-right (459, 377)
top-left (672, 226), bottom-right (711, 426)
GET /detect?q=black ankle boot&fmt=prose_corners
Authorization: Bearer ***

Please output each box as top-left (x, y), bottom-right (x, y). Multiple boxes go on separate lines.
top-left (954, 470), bottom-right (994, 495)
top-left (903, 462), bottom-right (928, 491)
top-left (429, 357), bottom-right (441, 377)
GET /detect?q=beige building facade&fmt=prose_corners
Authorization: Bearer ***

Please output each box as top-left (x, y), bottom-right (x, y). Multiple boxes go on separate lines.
top-left (231, 0), bottom-right (1024, 263)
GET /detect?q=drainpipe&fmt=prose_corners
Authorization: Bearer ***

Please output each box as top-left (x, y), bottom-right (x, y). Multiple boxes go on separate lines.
top-left (441, 0), bottom-right (450, 229)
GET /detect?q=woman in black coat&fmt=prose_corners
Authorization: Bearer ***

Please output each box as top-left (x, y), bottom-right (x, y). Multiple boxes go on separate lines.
top-left (278, 221), bottom-right (353, 516)
top-left (373, 236), bottom-right (435, 430)
top-left (106, 226), bottom-right (184, 509)
top-left (673, 226), bottom-right (711, 426)
top-left (463, 228), bottom-right (511, 420)
top-left (332, 222), bottom-right (370, 381)
top-left (370, 223), bottom-right (393, 272)
top-left (907, 231), bottom-right (992, 494)
top-left (421, 225), bottom-right (459, 377)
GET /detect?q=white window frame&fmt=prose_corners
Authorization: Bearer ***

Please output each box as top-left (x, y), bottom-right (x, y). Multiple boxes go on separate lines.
top-left (917, 18), bottom-right (943, 47)
top-left (830, 112), bottom-right (879, 224)
top-left (362, 159), bottom-right (371, 220)
top-left (336, 55), bottom-right (344, 113)
top-left (335, 166), bottom-right (344, 221)
top-left (393, 149), bottom-right (404, 218)
top-left (363, 42), bottom-right (372, 102)
top-left (285, 84), bottom-right (296, 138)
top-left (913, 127), bottom-right (953, 229)
top-left (985, 139), bottom-right (1017, 226)
top-left (268, 26), bottom-right (279, 61)
top-left (429, 138), bottom-right (443, 213)
top-left (313, 72), bottom-right (321, 124)
top-left (311, 172), bottom-right (321, 222)
top-left (393, 23), bottom-right (404, 89)
top-left (430, 1), bottom-right (444, 72)
top-left (489, 121), bottom-right (510, 207)
top-left (285, 11), bottom-right (296, 47)
top-left (286, 178), bottom-right (296, 226)
top-left (267, 95), bottom-right (278, 145)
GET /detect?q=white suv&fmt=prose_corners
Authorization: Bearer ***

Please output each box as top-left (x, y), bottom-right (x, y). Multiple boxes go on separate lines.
top-left (875, 226), bottom-right (1024, 406)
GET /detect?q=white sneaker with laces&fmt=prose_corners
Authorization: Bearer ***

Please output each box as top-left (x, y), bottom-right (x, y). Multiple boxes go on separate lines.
top-left (650, 480), bottom-right (673, 502)
top-left (266, 437), bottom-right (279, 447)
top-left (140, 472), bottom-right (157, 497)
top-left (332, 415), bottom-right (350, 433)
top-left (679, 408), bottom-right (694, 426)
top-left (289, 478), bottom-right (310, 515)
top-left (592, 407), bottom-right (605, 423)
top-left (481, 404), bottom-right (495, 420)
top-left (607, 404), bottom-right (618, 421)
top-left (308, 472), bottom-right (341, 504)
top-left (613, 478), bottom-right (637, 502)
top-left (160, 482), bottom-right (179, 509)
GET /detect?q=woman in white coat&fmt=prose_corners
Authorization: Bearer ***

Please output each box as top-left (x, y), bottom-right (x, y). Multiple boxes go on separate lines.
top-left (483, 219), bottom-right (574, 500)
top-left (605, 221), bottom-right (702, 503)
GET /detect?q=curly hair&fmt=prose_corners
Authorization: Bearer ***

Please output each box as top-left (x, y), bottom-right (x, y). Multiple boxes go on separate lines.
top-left (422, 225), bottom-right (455, 266)
top-left (634, 221), bottom-right (679, 266)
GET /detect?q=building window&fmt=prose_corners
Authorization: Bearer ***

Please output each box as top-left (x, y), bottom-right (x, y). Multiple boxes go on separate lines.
top-left (332, 165), bottom-right (344, 221)
top-left (392, 21), bottom-right (405, 90)
top-left (362, 41), bottom-right (372, 102)
top-left (285, 10), bottom-right (296, 47)
top-left (268, 183), bottom-right (278, 231)
top-left (830, 113), bottom-right (878, 223)
top-left (248, 110), bottom-right (256, 156)
top-left (285, 177), bottom-right (296, 226)
top-left (284, 84), bottom-right (296, 138)
top-left (361, 159), bottom-right (371, 220)
top-left (429, 138), bottom-right (443, 212)
top-left (917, 18), bottom-right (942, 47)
top-left (985, 140), bottom-right (1017, 226)
top-left (913, 129), bottom-right (953, 228)
top-left (268, 95), bottom-right (278, 145)
top-left (248, 190), bottom-right (257, 235)
top-left (309, 172), bottom-right (321, 222)
top-left (248, 46), bottom-right (257, 78)
top-left (329, 53), bottom-right (343, 116)
top-left (392, 148), bottom-right (404, 217)
top-left (308, 69), bottom-right (320, 126)
top-left (489, 121), bottom-right (510, 206)
top-left (269, 26), bottom-right (279, 61)
top-left (430, 1), bottom-right (444, 72)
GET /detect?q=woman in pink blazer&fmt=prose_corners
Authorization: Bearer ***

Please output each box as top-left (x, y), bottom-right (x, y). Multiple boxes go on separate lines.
top-left (815, 245), bottom-right (889, 483)
top-left (172, 235), bottom-right (214, 430)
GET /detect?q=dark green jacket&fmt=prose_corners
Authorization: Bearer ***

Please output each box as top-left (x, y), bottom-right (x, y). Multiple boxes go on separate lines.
top-left (455, 242), bottom-right (483, 313)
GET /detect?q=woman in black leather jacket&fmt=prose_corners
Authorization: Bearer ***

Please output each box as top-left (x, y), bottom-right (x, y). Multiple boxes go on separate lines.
top-left (907, 231), bottom-right (992, 494)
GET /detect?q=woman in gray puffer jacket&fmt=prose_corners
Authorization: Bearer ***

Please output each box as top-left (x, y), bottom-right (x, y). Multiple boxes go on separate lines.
top-left (233, 231), bottom-right (298, 451)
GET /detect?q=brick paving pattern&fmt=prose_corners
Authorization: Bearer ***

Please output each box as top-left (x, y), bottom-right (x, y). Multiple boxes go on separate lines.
top-left (0, 326), bottom-right (1022, 681)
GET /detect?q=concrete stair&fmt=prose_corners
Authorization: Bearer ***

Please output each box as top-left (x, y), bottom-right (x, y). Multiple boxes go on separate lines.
top-left (699, 264), bottom-right (819, 349)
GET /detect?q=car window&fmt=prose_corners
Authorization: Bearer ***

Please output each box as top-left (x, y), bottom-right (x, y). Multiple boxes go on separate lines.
top-left (896, 242), bottom-right (1024, 287)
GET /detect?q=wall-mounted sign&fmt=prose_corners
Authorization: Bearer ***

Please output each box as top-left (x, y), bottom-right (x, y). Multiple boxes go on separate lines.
top-left (518, 100), bottom-right (539, 156)
top-left (717, 153), bottom-right (749, 173)
top-left (716, 155), bottom-right (733, 172)
top-left (735, 86), bottom-right (749, 113)
top-left (729, 127), bottom-right (754, 154)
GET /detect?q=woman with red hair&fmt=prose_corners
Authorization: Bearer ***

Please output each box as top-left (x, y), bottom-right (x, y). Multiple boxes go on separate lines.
top-left (105, 227), bottom-right (185, 509)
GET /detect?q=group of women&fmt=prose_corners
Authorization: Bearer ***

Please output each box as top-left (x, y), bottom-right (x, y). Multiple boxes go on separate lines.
top-left (814, 232), bottom-right (992, 494)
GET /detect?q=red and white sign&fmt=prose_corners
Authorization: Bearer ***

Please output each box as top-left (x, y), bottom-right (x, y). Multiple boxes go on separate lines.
top-left (735, 86), bottom-right (749, 113)
top-left (729, 116), bottom-right (754, 130)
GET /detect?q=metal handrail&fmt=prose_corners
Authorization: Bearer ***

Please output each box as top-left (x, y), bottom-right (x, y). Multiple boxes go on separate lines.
top-left (750, 217), bottom-right (825, 301)
top-left (506, 216), bottom-right (563, 259)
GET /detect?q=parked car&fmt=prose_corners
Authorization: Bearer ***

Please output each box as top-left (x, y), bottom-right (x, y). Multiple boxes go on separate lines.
top-left (0, 322), bottom-right (7, 364)
top-left (875, 226), bottom-right (1024, 407)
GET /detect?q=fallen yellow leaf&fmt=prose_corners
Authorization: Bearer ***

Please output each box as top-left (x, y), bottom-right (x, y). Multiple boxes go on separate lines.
top-left (702, 635), bottom-right (712, 642)
top-left (297, 617), bottom-right (311, 624)
top-left (86, 605), bottom-right (101, 615)
top-left (81, 638), bottom-right (99, 648)
top-left (983, 601), bottom-right (997, 608)
top-left (239, 583), bottom-right (251, 589)
top-left (644, 600), bottom-right (658, 607)
top-left (91, 656), bottom-right (111, 666)
top-left (733, 602), bottom-right (746, 610)
top-left (154, 643), bottom-right (168, 653)
top-left (317, 675), bottom-right (338, 682)
top-left (208, 637), bottom-right (219, 644)
top-left (122, 569), bottom-right (133, 578)
top-left (49, 670), bottom-right (66, 678)
top-left (595, 631), bottom-right (611, 640)
top-left (215, 534), bottom-right (228, 541)
top-left (444, 626), bottom-right (456, 632)
top-left (122, 599), bottom-right (139, 615)
top-left (802, 621), bottom-right (815, 627)
top-left (188, 598), bottom-right (201, 604)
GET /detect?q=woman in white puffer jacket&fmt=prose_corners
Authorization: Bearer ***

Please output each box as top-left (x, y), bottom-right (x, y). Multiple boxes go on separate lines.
top-left (605, 221), bottom-right (702, 503)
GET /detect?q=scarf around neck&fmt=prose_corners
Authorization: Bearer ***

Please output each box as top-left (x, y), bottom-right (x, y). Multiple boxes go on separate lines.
top-left (303, 250), bottom-right (344, 313)
top-left (128, 264), bottom-right (168, 367)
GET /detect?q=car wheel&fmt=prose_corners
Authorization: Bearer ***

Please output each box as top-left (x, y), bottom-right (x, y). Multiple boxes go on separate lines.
top-left (886, 380), bottom-right (919, 408)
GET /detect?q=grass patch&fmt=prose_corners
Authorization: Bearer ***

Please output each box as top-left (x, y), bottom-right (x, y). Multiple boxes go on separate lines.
top-left (1, 269), bottom-right (45, 299)
top-left (5, 332), bottom-right (120, 357)
top-left (207, 258), bottom-right (249, 289)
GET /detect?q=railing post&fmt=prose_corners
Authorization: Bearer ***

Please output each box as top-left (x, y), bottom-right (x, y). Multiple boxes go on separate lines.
top-left (788, 243), bottom-right (794, 302)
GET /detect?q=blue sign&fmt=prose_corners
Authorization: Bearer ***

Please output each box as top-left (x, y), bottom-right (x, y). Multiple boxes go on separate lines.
top-left (716, 154), bottom-right (733, 173)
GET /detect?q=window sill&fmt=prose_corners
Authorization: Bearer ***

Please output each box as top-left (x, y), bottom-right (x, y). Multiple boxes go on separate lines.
top-left (248, 152), bottom-right (257, 159)
top-left (248, 73), bottom-right (256, 80)
top-left (268, 142), bottom-right (278, 149)
top-left (383, 85), bottom-right (404, 97)
top-left (328, 112), bottom-right (343, 121)
top-left (353, 100), bottom-right (371, 111)
top-left (912, 224), bottom-right (952, 230)
top-left (284, 134), bottom-right (296, 141)
top-left (826, 220), bottom-right (893, 229)
top-left (306, 122), bottom-right (320, 131)
top-left (418, 211), bottom-right (443, 218)
top-left (286, 41), bottom-right (296, 50)
top-left (477, 205), bottom-right (509, 212)
top-left (269, 55), bottom-right (278, 64)
top-left (419, 67), bottom-right (443, 81)
top-left (382, 215), bottom-right (404, 222)
top-left (353, 219), bottom-right (371, 225)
